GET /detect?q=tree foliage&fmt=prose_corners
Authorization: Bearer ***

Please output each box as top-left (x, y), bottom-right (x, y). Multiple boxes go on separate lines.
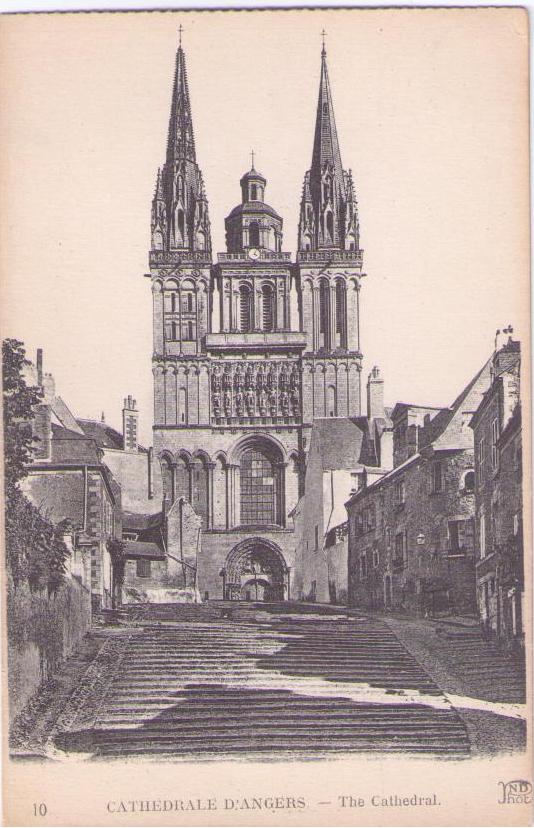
top-left (3, 338), bottom-right (70, 591)
top-left (2, 339), bottom-right (43, 498)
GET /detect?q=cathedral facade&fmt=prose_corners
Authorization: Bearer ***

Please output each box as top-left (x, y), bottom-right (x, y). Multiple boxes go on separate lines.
top-left (148, 39), bottom-right (365, 601)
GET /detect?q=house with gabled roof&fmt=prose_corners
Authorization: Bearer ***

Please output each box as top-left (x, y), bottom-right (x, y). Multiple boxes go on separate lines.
top-left (346, 355), bottom-right (494, 616)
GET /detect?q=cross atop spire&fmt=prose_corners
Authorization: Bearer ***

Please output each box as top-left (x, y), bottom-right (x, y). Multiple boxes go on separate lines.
top-left (321, 29), bottom-right (326, 55)
top-left (311, 41), bottom-right (343, 185)
top-left (178, 24), bottom-right (183, 47)
top-left (250, 149), bottom-right (255, 170)
top-left (166, 35), bottom-right (196, 163)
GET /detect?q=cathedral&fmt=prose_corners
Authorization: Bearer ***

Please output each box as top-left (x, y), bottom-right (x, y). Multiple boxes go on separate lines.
top-left (148, 37), bottom-right (365, 602)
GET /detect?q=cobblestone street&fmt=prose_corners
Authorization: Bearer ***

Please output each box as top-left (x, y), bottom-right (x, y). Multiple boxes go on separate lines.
top-left (10, 603), bottom-right (526, 762)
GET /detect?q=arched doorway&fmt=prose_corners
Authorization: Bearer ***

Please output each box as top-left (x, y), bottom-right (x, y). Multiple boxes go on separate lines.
top-left (222, 539), bottom-right (289, 602)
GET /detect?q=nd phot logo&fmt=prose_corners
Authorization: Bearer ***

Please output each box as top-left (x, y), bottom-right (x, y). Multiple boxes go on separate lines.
top-left (498, 780), bottom-right (532, 805)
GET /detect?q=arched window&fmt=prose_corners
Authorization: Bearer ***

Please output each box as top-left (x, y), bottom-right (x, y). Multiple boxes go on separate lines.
top-left (240, 447), bottom-right (278, 525)
top-left (249, 221), bottom-right (260, 247)
top-left (182, 292), bottom-right (194, 312)
top-left (170, 293), bottom-right (177, 313)
top-left (323, 102), bottom-right (328, 115)
top-left (177, 209), bottom-right (185, 245)
top-left (240, 285), bottom-right (252, 332)
top-left (319, 278), bottom-right (330, 348)
top-left (327, 385), bottom-right (337, 417)
top-left (175, 457), bottom-right (189, 500)
top-left (335, 279), bottom-right (347, 348)
top-left (326, 211), bottom-right (334, 242)
top-left (191, 459), bottom-right (209, 528)
top-left (462, 470), bottom-right (475, 493)
top-left (262, 285), bottom-right (274, 331)
top-left (250, 184), bottom-right (257, 201)
top-left (178, 388), bottom-right (186, 424)
top-left (161, 458), bottom-right (174, 505)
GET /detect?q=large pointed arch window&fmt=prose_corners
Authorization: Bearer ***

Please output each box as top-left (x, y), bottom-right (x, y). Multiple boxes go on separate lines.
top-left (335, 278), bottom-right (347, 348)
top-left (240, 448), bottom-right (277, 525)
top-left (240, 285), bottom-right (253, 332)
top-left (261, 285), bottom-right (274, 331)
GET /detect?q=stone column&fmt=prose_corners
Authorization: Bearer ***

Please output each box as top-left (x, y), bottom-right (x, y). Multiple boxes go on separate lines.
top-left (212, 276), bottom-right (221, 333)
top-left (312, 285), bottom-right (320, 351)
top-left (152, 283), bottom-right (164, 353)
top-left (207, 462), bottom-right (216, 528)
top-left (347, 279), bottom-right (360, 351)
top-left (276, 461), bottom-right (288, 528)
top-left (277, 281), bottom-right (285, 330)
top-left (289, 274), bottom-right (299, 331)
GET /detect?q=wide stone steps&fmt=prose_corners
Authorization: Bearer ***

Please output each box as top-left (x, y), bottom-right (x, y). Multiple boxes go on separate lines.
top-left (68, 605), bottom-right (471, 759)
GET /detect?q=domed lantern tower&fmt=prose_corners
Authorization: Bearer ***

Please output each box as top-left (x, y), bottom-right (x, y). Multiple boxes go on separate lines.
top-left (225, 162), bottom-right (283, 254)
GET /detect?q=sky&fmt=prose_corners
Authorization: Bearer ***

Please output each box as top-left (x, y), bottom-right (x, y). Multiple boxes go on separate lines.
top-left (0, 8), bottom-right (529, 445)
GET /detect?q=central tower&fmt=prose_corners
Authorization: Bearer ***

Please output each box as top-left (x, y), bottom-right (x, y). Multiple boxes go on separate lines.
top-left (148, 37), bottom-right (365, 601)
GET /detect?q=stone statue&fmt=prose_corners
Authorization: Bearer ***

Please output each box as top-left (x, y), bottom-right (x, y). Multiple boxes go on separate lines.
top-left (235, 392), bottom-right (243, 415)
top-left (246, 390), bottom-right (255, 414)
top-left (223, 367), bottom-right (232, 390)
top-left (234, 364), bottom-right (243, 390)
top-left (269, 391), bottom-right (277, 416)
top-left (280, 391), bottom-right (289, 416)
top-left (212, 393), bottom-right (221, 415)
top-left (211, 367), bottom-right (221, 391)
top-left (223, 391), bottom-right (232, 414)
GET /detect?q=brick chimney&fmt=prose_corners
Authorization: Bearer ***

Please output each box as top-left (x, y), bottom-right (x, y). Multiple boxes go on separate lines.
top-left (122, 395), bottom-right (138, 452)
top-left (367, 366), bottom-right (384, 420)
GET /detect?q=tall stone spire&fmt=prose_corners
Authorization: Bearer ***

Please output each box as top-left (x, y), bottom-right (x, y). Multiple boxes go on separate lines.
top-left (151, 34), bottom-right (211, 255)
top-left (166, 40), bottom-right (196, 165)
top-left (311, 43), bottom-right (344, 199)
top-left (298, 44), bottom-right (359, 254)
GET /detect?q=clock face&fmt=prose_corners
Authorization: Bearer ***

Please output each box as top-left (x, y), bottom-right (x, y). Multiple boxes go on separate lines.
top-left (248, 247), bottom-right (260, 260)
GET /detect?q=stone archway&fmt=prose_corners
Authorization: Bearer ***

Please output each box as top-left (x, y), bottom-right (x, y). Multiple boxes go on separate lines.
top-left (222, 538), bottom-right (289, 602)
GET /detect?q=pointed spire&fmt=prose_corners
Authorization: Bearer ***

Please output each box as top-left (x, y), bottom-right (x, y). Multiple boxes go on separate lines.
top-left (311, 44), bottom-right (343, 188)
top-left (166, 35), bottom-right (196, 164)
top-left (298, 43), bottom-right (361, 254)
top-left (154, 167), bottom-right (164, 200)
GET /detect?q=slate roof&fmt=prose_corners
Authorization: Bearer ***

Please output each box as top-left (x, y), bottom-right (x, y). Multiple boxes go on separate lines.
top-left (123, 540), bottom-right (166, 561)
top-left (77, 419), bottom-right (148, 453)
top-left (309, 413), bottom-right (392, 470)
top-left (50, 423), bottom-right (102, 464)
top-left (77, 419), bottom-right (124, 450)
top-left (122, 510), bottom-right (164, 544)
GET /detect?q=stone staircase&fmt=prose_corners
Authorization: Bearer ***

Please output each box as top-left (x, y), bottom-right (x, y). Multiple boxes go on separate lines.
top-left (434, 627), bottom-right (525, 703)
top-left (59, 603), bottom-right (471, 759)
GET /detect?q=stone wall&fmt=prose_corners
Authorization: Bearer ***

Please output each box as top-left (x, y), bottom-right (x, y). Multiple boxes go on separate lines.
top-left (348, 450), bottom-right (477, 616)
top-left (7, 574), bottom-right (91, 724)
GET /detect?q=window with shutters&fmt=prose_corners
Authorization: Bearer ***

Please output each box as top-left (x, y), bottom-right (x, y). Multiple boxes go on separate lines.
top-left (239, 285), bottom-right (252, 332)
top-left (448, 519), bottom-right (474, 555)
top-left (262, 285), bottom-right (274, 331)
